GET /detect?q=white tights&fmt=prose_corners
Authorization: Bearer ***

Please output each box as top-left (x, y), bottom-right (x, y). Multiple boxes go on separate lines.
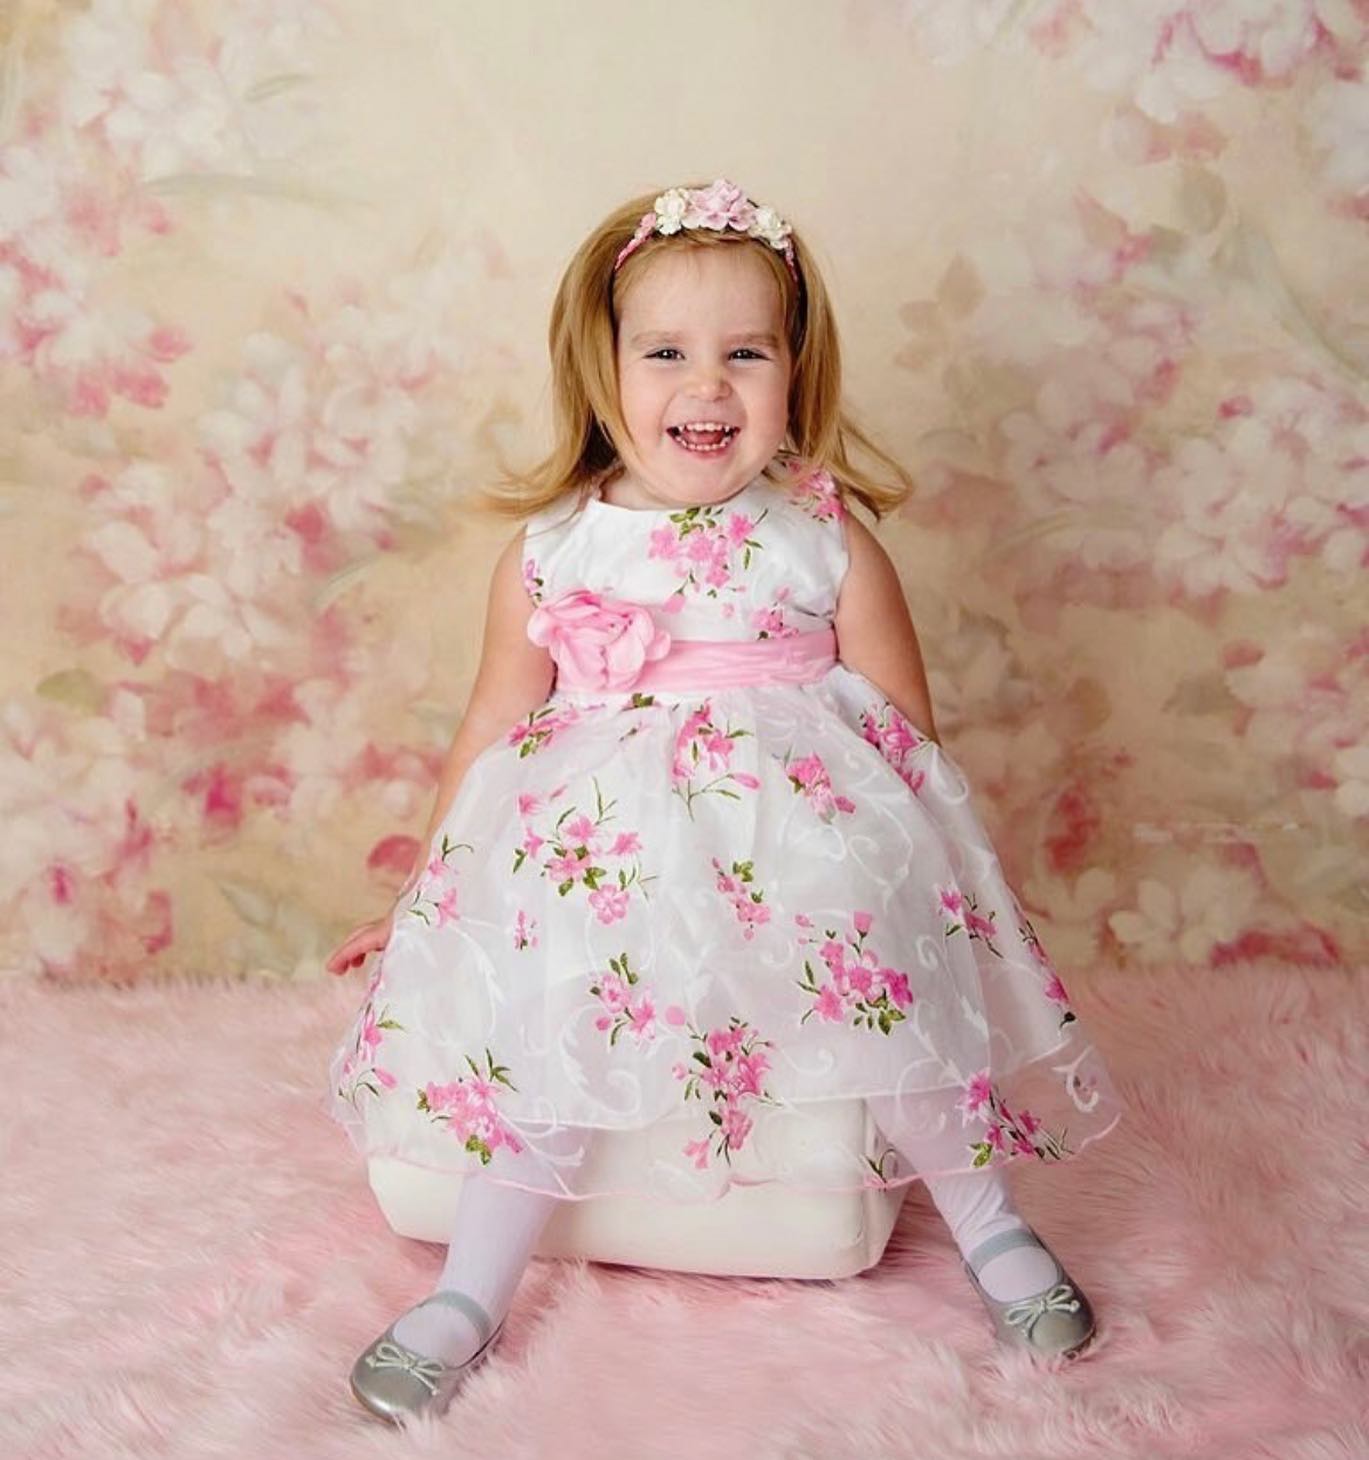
top-left (865, 1090), bottom-right (1059, 1302)
top-left (390, 1095), bottom-right (1058, 1364)
top-left (390, 1123), bottom-right (584, 1365)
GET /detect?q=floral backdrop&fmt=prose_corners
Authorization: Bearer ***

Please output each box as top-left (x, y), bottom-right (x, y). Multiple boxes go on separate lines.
top-left (1, 0), bottom-right (1365, 984)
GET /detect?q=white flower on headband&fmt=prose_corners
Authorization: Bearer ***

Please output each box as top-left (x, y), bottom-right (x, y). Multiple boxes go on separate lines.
top-left (749, 204), bottom-right (792, 251)
top-left (652, 189), bottom-right (691, 235)
top-left (614, 178), bottom-right (798, 281)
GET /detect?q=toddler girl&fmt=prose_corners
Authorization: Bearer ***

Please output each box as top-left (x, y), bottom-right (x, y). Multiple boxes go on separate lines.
top-left (325, 177), bottom-right (1124, 1425)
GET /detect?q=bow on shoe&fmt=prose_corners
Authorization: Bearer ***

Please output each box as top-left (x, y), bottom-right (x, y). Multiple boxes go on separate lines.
top-left (1003, 1283), bottom-right (1081, 1336)
top-left (363, 1340), bottom-right (448, 1395)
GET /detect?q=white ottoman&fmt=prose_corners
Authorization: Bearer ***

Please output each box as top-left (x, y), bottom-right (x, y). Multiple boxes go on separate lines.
top-left (368, 1098), bottom-right (909, 1280)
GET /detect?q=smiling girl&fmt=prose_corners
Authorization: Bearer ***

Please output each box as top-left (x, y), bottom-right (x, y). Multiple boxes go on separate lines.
top-left (325, 178), bottom-right (1124, 1425)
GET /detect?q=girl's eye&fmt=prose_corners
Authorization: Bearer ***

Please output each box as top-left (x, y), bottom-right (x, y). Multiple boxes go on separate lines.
top-left (646, 348), bottom-right (767, 361)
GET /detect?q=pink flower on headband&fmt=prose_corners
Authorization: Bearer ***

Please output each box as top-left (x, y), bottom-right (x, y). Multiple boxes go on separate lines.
top-left (527, 587), bottom-right (672, 691)
top-left (614, 177), bottom-right (798, 281)
top-left (684, 180), bottom-right (754, 231)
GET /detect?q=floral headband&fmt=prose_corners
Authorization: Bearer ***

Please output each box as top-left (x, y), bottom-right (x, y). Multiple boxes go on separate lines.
top-left (613, 177), bottom-right (800, 284)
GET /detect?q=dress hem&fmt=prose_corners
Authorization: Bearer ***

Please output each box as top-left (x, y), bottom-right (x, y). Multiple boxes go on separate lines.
top-left (335, 1107), bottom-right (1124, 1210)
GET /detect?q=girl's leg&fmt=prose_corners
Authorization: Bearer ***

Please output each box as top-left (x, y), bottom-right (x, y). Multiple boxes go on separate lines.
top-left (390, 1123), bottom-right (588, 1364)
top-left (865, 1092), bottom-right (1059, 1302)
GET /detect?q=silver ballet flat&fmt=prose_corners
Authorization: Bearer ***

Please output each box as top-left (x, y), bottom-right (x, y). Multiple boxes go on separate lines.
top-left (349, 1289), bottom-right (505, 1425)
top-left (961, 1225), bottom-right (1097, 1361)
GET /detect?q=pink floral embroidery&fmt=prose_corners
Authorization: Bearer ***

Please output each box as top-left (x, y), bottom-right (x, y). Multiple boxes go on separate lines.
top-left (527, 587), bottom-right (671, 692)
top-left (795, 910), bottom-right (914, 1033)
top-left (672, 1016), bottom-right (779, 1168)
top-left (405, 833), bottom-right (473, 927)
top-left (957, 1069), bottom-right (1071, 1164)
top-left (335, 993), bottom-right (403, 1106)
top-left (590, 884), bottom-right (629, 921)
top-left (860, 703), bottom-right (930, 793)
top-left (512, 776), bottom-right (654, 921)
top-left (418, 1049), bottom-right (525, 1165)
top-left (512, 908), bottom-right (538, 950)
top-left (750, 586), bottom-right (801, 640)
top-left (1013, 899), bottom-right (1078, 1029)
top-left (506, 702), bottom-right (583, 758)
top-left (938, 883), bottom-right (1002, 956)
top-left (862, 1144), bottom-right (905, 1189)
top-left (784, 751), bottom-right (856, 821)
top-left (522, 555), bottom-right (545, 605)
top-left (617, 691), bottom-right (661, 744)
top-left (671, 700), bottom-right (761, 817)
top-left (647, 502), bottom-right (768, 604)
top-left (710, 856), bottom-right (772, 940)
top-left (783, 461), bottom-right (846, 521)
top-left (589, 951), bottom-right (687, 1047)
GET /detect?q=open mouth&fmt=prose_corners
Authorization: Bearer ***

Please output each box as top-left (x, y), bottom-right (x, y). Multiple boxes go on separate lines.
top-left (667, 423), bottom-right (739, 455)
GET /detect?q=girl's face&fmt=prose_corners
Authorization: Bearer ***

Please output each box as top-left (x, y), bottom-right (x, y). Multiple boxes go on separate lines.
top-left (611, 245), bottom-right (792, 510)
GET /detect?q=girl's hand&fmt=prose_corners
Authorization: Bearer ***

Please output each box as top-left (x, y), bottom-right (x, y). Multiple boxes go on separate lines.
top-left (325, 907), bottom-right (398, 976)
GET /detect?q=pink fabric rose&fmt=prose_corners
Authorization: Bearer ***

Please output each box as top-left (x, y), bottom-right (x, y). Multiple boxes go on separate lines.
top-left (689, 179), bottom-right (754, 231)
top-left (527, 587), bottom-right (672, 691)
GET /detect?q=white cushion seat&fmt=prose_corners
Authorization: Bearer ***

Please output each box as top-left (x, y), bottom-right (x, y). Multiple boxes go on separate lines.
top-left (367, 1098), bottom-right (909, 1279)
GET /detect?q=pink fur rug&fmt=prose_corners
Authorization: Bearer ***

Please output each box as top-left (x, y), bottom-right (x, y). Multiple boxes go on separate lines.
top-left (2, 960), bottom-right (1365, 1460)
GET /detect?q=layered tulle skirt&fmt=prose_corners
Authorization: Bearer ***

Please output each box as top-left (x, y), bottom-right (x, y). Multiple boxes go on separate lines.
top-left (326, 662), bottom-right (1123, 1203)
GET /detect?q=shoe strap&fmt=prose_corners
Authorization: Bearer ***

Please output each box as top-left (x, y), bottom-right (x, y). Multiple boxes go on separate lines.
top-left (423, 1289), bottom-right (496, 1345)
top-left (964, 1225), bottom-right (1059, 1279)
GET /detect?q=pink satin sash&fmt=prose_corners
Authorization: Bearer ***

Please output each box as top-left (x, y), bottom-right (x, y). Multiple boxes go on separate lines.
top-left (557, 627), bottom-right (837, 693)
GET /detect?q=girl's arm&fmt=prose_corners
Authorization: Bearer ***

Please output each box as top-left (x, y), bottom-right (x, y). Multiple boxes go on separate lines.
top-left (396, 527), bottom-right (555, 896)
top-left (832, 512), bottom-right (941, 746)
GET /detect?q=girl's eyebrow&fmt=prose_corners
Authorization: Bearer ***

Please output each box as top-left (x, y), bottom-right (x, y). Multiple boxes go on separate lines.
top-left (628, 330), bottom-right (781, 348)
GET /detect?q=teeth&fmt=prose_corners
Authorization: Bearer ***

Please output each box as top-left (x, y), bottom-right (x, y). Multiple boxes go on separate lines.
top-left (670, 423), bottom-right (736, 434)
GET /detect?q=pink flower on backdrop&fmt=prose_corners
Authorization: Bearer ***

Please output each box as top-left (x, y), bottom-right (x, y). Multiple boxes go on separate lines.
top-left (526, 587), bottom-right (671, 691)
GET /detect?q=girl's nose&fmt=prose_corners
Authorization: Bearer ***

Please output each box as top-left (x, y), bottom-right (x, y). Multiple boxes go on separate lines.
top-left (687, 368), bottom-right (731, 400)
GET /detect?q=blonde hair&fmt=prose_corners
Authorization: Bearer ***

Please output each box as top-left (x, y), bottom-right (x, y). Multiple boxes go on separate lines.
top-left (477, 182), bottom-right (916, 523)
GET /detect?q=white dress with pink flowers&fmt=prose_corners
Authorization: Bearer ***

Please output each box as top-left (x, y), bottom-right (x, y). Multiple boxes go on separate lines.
top-left (326, 460), bottom-right (1124, 1204)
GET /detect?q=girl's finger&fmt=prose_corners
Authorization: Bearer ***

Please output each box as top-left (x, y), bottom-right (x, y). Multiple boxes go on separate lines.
top-left (326, 924), bottom-right (388, 972)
